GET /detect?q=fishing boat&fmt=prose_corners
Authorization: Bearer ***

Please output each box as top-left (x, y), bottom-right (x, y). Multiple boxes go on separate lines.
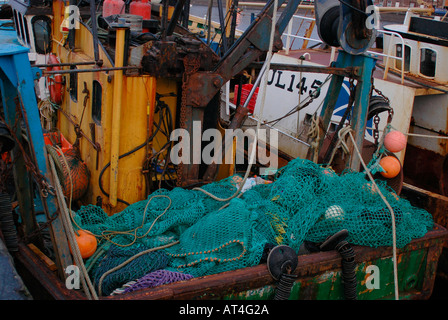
top-left (230, 2), bottom-right (448, 282)
top-left (0, 0), bottom-right (446, 301)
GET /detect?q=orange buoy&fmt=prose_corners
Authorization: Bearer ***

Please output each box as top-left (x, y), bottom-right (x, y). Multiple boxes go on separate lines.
top-left (71, 230), bottom-right (97, 259)
top-left (384, 130), bottom-right (406, 153)
top-left (379, 156), bottom-right (401, 179)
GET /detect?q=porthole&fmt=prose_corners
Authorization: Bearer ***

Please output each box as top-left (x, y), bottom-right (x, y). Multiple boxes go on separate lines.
top-left (419, 48), bottom-right (437, 78)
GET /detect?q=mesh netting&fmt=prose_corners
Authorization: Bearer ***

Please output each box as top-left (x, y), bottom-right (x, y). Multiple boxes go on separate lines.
top-left (91, 244), bottom-right (170, 296)
top-left (74, 158), bottom-right (433, 296)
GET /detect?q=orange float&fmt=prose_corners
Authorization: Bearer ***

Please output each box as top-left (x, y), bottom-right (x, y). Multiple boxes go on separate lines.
top-left (379, 156), bottom-right (401, 179)
top-left (70, 230), bottom-right (97, 259)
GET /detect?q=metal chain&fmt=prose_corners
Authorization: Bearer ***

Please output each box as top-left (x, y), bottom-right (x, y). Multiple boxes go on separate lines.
top-left (373, 114), bottom-right (380, 145)
top-left (372, 86), bottom-right (390, 104)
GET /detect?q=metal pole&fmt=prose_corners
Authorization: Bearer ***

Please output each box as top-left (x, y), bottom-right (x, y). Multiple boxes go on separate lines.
top-left (42, 66), bottom-right (140, 75)
top-left (167, 0), bottom-right (188, 36)
top-left (90, 0), bottom-right (100, 63)
top-left (35, 61), bottom-right (98, 68)
top-left (206, 0), bottom-right (213, 45)
top-left (229, 0), bottom-right (239, 47)
top-left (217, 0), bottom-right (229, 53)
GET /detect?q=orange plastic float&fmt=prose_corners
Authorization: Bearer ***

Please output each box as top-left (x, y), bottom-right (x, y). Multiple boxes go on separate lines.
top-left (70, 230), bottom-right (97, 259)
top-left (379, 156), bottom-right (401, 179)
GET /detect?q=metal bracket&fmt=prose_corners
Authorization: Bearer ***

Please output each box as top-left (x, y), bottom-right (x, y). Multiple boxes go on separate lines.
top-left (31, 67), bottom-right (42, 80)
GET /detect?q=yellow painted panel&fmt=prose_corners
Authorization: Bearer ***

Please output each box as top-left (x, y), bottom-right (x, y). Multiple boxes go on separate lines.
top-left (49, 17), bottom-right (179, 214)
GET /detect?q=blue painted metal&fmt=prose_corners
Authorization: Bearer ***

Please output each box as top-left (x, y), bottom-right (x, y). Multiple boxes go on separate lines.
top-left (0, 36), bottom-right (73, 276)
top-left (0, 20), bottom-right (20, 45)
top-left (319, 50), bottom-right (377, 170)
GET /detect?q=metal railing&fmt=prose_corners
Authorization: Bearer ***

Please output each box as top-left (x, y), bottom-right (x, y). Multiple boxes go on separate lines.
top-left (367, 29), bottom-right (406, 84)
top-left (282, 14), bottom-right (322, 55)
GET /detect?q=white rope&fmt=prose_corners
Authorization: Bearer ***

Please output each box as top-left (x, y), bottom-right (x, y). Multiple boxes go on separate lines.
top-left (325, 125), bottom-right (353, 167)
top-left (193, 0), bottom-right (279, 202)
top-left (307, 115), bottom-right (321, 163)
top-left (403, 132), bottom-right (448, 139)
top-left (38, 99), bottom-right (57, 131)
top-left (367, 126), bottom-right (448, 140)
top-left (347, 129), bottom-right (399, 300)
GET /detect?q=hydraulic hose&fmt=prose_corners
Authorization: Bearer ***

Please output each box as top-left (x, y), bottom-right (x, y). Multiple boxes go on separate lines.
top-left (335, 240), bottom-right (357, 300)
top-left (0, 193), bottom-right (18, 252)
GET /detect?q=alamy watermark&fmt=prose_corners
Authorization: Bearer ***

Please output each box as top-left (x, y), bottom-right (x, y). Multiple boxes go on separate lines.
top-left (65, 265), bottom-right (80, 290)
top-left (365, 5), bottom-right (381, 30)
top-left (62, 5), bottom-right (80, 30)
top-left (365, 264), bottom-right (380, 290)
top-left (169, 121), bottom-right (279, 175)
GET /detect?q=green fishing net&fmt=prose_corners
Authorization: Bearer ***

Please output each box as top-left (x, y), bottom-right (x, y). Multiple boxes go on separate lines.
top-left (73, 158), bottom-right (434, 295)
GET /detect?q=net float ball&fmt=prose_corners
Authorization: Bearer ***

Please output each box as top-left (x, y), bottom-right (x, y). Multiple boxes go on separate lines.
top-left (384, 130), bottom-right (407, 153)
top-left (379, 156), bottom-right (401, 179)
top-left (70, 230), bottom-right (97, 259)
top-left (323, 205), bottom-right (345, 222)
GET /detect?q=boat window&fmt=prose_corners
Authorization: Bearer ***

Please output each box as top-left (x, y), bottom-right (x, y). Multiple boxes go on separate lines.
top-left (17, 12), bottom-right (25, 43)
top-left (31, 16), bottom-right (52, 54)
top-left (92, 80), bottom-right (102, 125)
top-left (395, 44), bottom-right (410, 72)
top-left (70, 66), bottom-right (78, 102)
top-left (13, 10), bottom-right (21, 39)
top-left (22, 15), bottom-right (30, 45)
top-left (419, 48), bottom-right (437, 78)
